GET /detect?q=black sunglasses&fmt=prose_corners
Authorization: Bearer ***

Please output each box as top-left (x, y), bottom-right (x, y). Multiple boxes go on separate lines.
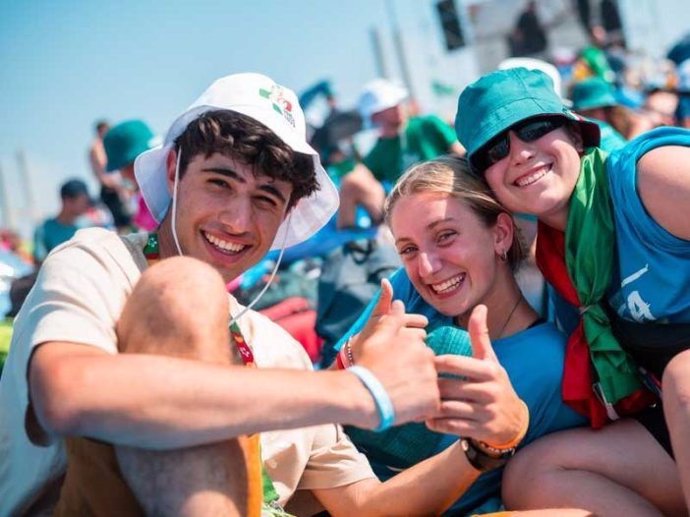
top-left (471, 116), bottom-right (566, 173)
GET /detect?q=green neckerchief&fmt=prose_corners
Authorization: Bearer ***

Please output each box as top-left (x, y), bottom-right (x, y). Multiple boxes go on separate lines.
top-left (565, 148), bottom-right (643, 404)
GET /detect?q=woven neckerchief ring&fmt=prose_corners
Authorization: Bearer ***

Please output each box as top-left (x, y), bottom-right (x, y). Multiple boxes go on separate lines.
top-left (142, 232), bottom-right (293, 517)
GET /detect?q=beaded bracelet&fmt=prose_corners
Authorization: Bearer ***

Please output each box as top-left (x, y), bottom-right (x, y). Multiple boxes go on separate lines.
top-left (348, 365), bottom-right (395, 432)
top-left (345, 337), bottom-right (355, 365)
top-left (335, 337), bottom-right (356, 370)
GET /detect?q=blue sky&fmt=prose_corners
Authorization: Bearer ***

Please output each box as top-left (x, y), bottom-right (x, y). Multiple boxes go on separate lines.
top-left (2, 0), bottom-right (687, 236)
top-left (1, 0), bottom-right (434, 234)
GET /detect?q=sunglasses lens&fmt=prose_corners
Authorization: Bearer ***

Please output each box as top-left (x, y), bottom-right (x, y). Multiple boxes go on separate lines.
top-left (517, 118), bottom-right (563, 142)
top-left (472, 117), bottom-right (564, 173)
top-left (472, 135), bottom-right (508, 173)
top-left (486, 139), bottom-right (510, 165)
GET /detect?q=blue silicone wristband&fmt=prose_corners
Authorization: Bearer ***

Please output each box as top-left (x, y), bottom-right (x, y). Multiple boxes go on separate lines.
top-left (348, 365), bottom-right (395, 431)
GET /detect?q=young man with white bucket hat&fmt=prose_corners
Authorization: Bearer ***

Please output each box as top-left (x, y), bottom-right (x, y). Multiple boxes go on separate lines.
top-left (0, 73), bottom-right (491, 517)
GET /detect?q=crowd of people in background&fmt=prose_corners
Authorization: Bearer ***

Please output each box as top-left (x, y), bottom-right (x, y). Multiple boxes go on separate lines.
top-left (2, 1), bottom-right (690, 515)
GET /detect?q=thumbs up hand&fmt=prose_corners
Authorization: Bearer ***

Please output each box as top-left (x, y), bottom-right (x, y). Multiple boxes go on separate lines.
top-left (349, 279), bottom-right (440, 429)
top-left (350, 279), bottom-right (429, 364)
top-left (468, 305), bottom-right (498, 362)
top-left (426, 304), bottom-right (528, 448)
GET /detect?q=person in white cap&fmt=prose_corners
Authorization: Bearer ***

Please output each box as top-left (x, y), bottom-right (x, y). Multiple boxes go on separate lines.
top-left (358, 78), bottom-right (464, 188)
top-left (0, 73), bottom-right (509, 517)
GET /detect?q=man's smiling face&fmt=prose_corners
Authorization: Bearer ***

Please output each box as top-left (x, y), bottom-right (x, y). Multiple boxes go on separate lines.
top-left (166, 151), bottom-right (292, 283)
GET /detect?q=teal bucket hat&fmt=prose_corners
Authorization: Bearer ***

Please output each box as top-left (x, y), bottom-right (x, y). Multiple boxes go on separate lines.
top-left (455, 68), bottom-right (600, 169)
top-left (571, 77), bottom-right (617, 111)
top-left (104, 119), bottom-right (158, 172)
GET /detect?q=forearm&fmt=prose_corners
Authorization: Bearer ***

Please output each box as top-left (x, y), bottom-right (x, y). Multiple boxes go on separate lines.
top-left (326, 441), bottom-right (479, 517)
top-left (91, 165), bottom-right (121, 189)
top-left (31, 346), bottom-right (376, 449)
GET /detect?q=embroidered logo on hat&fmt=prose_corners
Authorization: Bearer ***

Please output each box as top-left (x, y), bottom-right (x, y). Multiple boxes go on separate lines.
top-left (259, 85), bottom-right (295, 128)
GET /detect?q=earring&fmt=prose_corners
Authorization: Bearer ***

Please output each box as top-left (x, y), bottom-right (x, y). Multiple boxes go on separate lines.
top-left (499, 250), bottom-right (508, 262)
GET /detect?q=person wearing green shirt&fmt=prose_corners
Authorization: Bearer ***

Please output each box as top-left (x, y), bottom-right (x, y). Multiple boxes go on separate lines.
top-left (357, 79), bottom-right (464, 186)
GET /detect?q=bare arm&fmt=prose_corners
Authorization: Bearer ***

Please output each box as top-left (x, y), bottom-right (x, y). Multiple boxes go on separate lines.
top-left (449, 141), bottom-right (466, 156)
top-left (637, 145), bottom-right (690, 240)
top-left (29, 281), bottom-right (439, 450)
top-left (89, 143), bottom-right (122, 189)
top-left (314, 441), bottom-right (478, 517)
top-left (29, 342), bottom-right (377, 450)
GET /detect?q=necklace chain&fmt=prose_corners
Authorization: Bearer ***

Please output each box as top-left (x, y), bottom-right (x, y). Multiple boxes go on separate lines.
top-left (496, 297), bottom-right (522, 339)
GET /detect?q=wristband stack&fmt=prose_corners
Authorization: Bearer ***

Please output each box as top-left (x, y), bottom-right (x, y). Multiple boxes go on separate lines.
top-left (336, 337), bottom-right (395, 432)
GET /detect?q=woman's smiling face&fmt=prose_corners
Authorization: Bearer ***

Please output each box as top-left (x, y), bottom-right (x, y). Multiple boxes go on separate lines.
top-left (481, 124), bottom-right (583, 231)
top-left (390, 191), bottom-right (508, 319)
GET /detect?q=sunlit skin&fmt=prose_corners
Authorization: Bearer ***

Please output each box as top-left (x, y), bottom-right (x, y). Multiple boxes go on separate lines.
top-left (389, 192), bottom-right (517, 334)
top-left (483, 126), bottom-right (583, 231)
top-left (372, 104), bottom-right (406, 137)
top-left (157, 150), bottom-right (293, 284)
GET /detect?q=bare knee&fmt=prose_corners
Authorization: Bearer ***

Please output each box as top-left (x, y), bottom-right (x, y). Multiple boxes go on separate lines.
top-left (663, 349), bottom-right (690, 411)
top-left (340, 168), bottom-right (384, 213)
top-left (503, 439), bottom-right (564, 508)
top-left (118, 256), bottom-right (230, 363)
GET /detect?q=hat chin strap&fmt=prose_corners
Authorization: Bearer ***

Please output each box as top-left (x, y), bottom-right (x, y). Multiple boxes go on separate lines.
top-left (169, 147), bottom-right (290, 326)
top-left (171, 149), bottom-right (185, 257)
top-left (229, 214), bottom-right (290, 326)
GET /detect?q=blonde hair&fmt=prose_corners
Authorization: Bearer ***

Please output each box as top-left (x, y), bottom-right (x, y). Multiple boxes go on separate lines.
top-left (384, 155), bottom-right (525, 271)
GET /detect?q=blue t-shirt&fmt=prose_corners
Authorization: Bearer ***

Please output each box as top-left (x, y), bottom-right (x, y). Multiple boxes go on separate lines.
top-left (337, 268), bottom-right (586, 515)
top-left (33, 218), bottom-right (81, 262)
top-left (605, 127), bottom-right (690, 324)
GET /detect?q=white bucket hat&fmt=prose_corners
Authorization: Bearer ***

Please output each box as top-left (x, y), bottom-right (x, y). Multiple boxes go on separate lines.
top-left (134, 72), bottom-right (339, 250)
top-left (357, 78), bottom-right (409, 120)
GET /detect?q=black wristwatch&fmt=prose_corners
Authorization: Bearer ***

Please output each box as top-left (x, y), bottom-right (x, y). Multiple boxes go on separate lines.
top-left (461, 438), bottom-right (516, 473)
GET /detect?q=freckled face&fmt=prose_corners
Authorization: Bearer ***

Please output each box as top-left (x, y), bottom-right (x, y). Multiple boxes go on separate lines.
top-left (390, 192), bottom-right (504, 318)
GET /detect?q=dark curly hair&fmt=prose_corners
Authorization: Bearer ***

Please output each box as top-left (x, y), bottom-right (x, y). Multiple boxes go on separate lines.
top-left (174, 110), bottom-right (318, 209)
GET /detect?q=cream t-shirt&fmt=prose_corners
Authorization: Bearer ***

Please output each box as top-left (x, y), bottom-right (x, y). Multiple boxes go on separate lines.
top-left (0, 228), bottom-right (373, 516)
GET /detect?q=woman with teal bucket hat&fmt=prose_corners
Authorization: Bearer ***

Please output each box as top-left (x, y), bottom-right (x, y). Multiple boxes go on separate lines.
top-left (455, 66), bottom-right (690, 515)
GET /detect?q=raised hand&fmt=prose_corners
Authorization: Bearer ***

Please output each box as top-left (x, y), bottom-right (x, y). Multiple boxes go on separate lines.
top-left (349, 279), bottom-right (427, 362)
top-left (352, 279), bottom-right (440, 428)
top-left (426, 305), bottom-right (528, 447)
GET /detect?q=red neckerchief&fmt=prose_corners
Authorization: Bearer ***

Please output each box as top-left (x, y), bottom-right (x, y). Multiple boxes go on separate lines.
top-left (536, 222), bottom-right (655, 428)
top-left (536, 222), bottom-right (608, 427)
